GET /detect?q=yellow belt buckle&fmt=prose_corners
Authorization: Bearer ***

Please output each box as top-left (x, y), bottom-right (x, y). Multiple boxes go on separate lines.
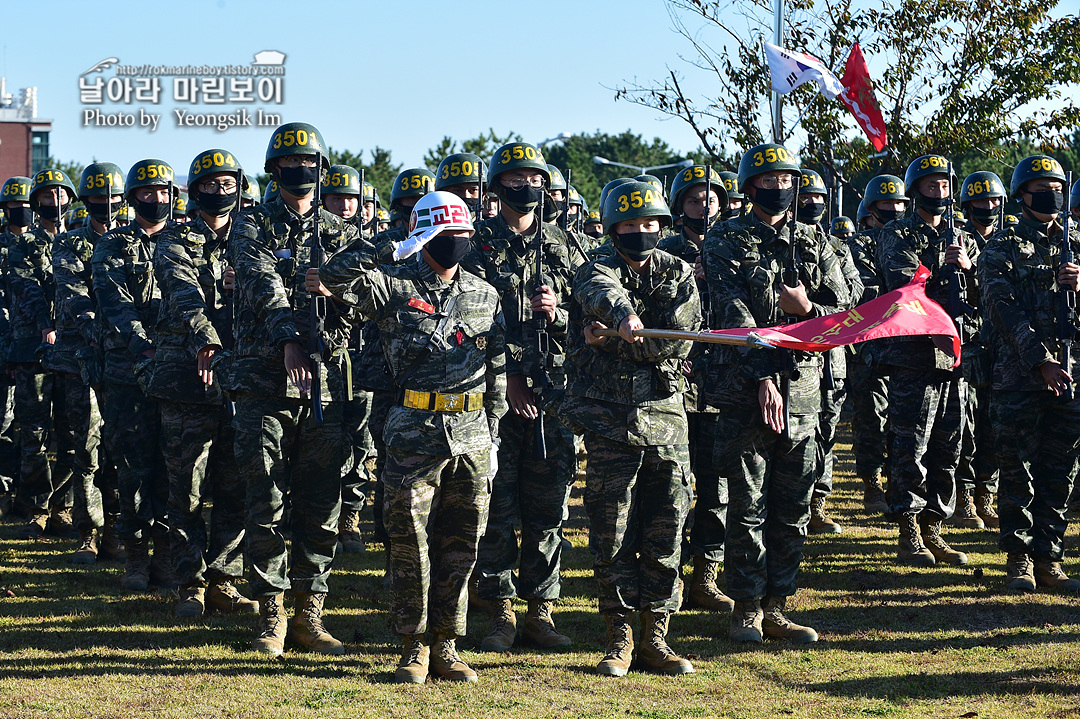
top-left (404, 389), bottom-right (424, 410)
top-left (435, 392), bottom-right (464, 412)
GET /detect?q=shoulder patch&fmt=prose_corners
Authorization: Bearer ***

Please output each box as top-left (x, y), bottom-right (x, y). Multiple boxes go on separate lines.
top-left (408, 297), bottom-right (435, 314)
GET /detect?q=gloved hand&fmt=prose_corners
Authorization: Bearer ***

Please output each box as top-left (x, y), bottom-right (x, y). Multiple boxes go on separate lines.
top-left (392, 226), bottom-right (440, 261)
top-left (489, 438), bottom-right (501, 479)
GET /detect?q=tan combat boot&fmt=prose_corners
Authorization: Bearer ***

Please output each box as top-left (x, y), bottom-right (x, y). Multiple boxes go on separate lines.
top-left (252, 593), bottom-right (287, 656)
top-left (687, 558), bottom-right (735, 612)
top-left (430, 634), bottom-right (478, 682)
top-left (596, 611), bottom-right (634, 677)
top-left (17, 511), bottom-right (48, 540)
top-left (479, 599), bottom-right (517, 652)
top-left (70, 528), bottom-right (99, 564)
top-left (99, 515), bottom-right (126, 562)
top-left (920, 516), bottom-right (968, 565)
top-left (974, 487), bottom-right (999, 529)
top-left (862, 474), bottom-right (889, 514)
top-left (289, 592), bottom-right (345, 655)
top-left (808, 497), bottom-right (842, 535)
top-left (730, 600), bottom-right (763, 643)
top-left (637, 610), bottom-right (693, 675)
top-left (1005, 553), bottom-right (1036, 592)
top-left (47, 508), bottom-right (77, 538)
top-left (394, 634), bottom-right (429, 684)
top-left (120, 537), bottom-right (151, 591)
top-left (337, 508), bottom-right (365, 554)
top-left (1034, 560), bottom-right (1080, 593)
top-left (206, 580), bottom-right (260, 614)
top-left (897, 513), bottom-right (935, 567)
top-left (762, 596), bottom-right (818, 643)
top-left (521, 600), bottom-right (571, 648)
top-left (175, 585), bottom-right (206, 618)
top-left (951, 487), bottom-right (984, 529)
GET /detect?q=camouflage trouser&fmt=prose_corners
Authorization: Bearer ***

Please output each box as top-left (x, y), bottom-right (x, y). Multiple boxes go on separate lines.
top-left (848, 359), bottom-right (889, 481)
top-left (687, 412), bottom-right (727, 563)
top-left (583, 431), bottom-right (691, 614)
top-left (367, 389), bottom-right (396, 544)
top-left (475, 410), bottom-right (576, 602)
top-left (384, 446), bottom-right (491, 636)
top-left (993, 390), bottom-right (1080, 562)
top-left (55, 371), bottom-right (104, 532)
top-left (341, 389), bottom-right (374, 512)
top-left (161, 400), bottom-right (244, 588)
top-left (101, 381), bottom-right (167, 540)
top-left (813, 378), bottom-right (848, 499)
top-left (0, 383), bottom-right (17, 493)
top-left (234, 394), bottom-right (344, 598)
top-left (957, 384), bottom-right (999, 494)
top-left (717, 404), bottom-right (817, 601)
top-left (13, 364), bottom-right (72, 513)
top-left (884, 367), bottom-right (963, 520)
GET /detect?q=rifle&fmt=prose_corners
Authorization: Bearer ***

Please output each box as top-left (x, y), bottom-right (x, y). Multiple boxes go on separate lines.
top-left (1059, 170), bottom-right (1075, 401)
top-left (360, 168), bottom-right (368, 235)
top-left (532, 190), bottom-right (551, 460)
top-left (778, 172), bottom-right (803, 438)
top-left (562, 168), bottom-right (572, 234)
top-left (309, 152), bottom-right (326, 426)
top-left (821, 185), bottom-right (836, 392)
top-left (704, 165), bottom-right (714, 234)
top-left (477, 159), bottom-right (485, 222)
top-left (942, 160), bottom-right (972, 341)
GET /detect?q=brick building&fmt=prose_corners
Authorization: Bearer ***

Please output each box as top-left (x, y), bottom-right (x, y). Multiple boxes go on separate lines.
top-left (0, 79), bottom-right (52, 180)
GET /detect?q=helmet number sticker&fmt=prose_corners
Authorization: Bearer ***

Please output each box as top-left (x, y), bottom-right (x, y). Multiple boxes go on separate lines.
top-left (500, 145), bottom-right (540, 164)
top-left (441, 161), bottom-right (474, 179)
top-left (84, 172), bottom-right (123, 190)
top-left (616, 189), bottom-right (658, 213)
top-left (2, 181), bottom-right (30, 197)
top-left (752, 147), bottom-right (792, 167)
top-left (135, 164), bottom-right (174, 182)
top-left (272, 129), bottom-right (312, 149)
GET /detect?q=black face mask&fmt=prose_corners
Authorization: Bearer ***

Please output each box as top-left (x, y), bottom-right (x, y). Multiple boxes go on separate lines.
top-left (465, 198), bottom-right (482, 219)
top-left (5, 205), bottom-right (34, 227)
top-left (85, 200), bottom-right (121, 225)
top-left (500, 185), bottom-right (544, 214)
top-left (797, 201), bottom-right (826, 224)
top-left (197, 192), bottom-right (238, 217)
top-left (425, 234), bottom-right (473, 270)
top-left (585, 227), bottom-right (604, 239)
top-left (874, 208), bottom-right (904, 224)
top-left (135, 199), bottom-right (171, 223)
top-left (752, 187), bottom-right (796, 216)
top-left (613, 231), bottom-right (661, 262)
top-left (968, 207), bottom-right (998, 227)
top-left (722, 207), bottom-right (741, 221)
top-left (36, 203), bottom-right (69, 224)
top-left (918, 195), bottom-right (949, 216)
top-left (681, 215), bottom-right (711, 235)
top-left (277, 165), bottom-right (320, 196)
top-left (1025, 190), bottom-right (1064, 216)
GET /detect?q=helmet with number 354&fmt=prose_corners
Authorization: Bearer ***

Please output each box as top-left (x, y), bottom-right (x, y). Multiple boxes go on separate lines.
top-left (602, 180), bottom-right (672, 235)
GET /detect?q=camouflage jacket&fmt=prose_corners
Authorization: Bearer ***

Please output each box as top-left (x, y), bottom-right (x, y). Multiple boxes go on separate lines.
top-left (558, 249), bottom-right (700, 446)
top-left (820, 227), bottom-right (864, 381)
top-left (978, 215), bottom-right (1080, 392)
top-left (702, 211), bottom-right (850, 413)
top-left (92, 220), bottom-right (163, 385)
top-left (875, 213), bottom-right (979, 372)
top-left (322, 251), bottom-right (507, 456)
top-left (52, 224), bottom-right (102, 375)
top-left (658, 227), bottom-right (713, 411)
top-left (0, 230), bottom-right (13, 362)
top-left (355, 225), bottom-right (405, 393)
top-left (7, 225), bottom-right (55, 365)
top-left (227, 196), bottom-right (358, 400)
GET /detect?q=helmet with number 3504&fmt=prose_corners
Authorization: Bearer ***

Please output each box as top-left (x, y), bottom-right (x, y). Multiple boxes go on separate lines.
top-left (487, 142), bottom-right (550, 185)
top-left (263, 122), bottom-right (330, 171)
top-left (737, 143), bottom-right (801, 186)
top-left (189, 148), bottom-right (243, 188)
top-left (390, 168), bottom-right (436, 209)
top-left (1010, 155), bottom-right (1066, 198)
top-left (602, 180), bottom-right (672, 235)
top-left (435, 153), bottom-right (483, 192)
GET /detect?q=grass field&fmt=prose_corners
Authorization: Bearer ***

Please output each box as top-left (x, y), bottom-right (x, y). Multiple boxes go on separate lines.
top-left (2, 428), bottom-right (1079, 719)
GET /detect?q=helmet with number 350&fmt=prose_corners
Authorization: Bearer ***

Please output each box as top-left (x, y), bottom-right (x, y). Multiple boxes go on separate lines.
top-left (390, 168), bottom-right (436, 209)
top-left (737, 143), bottom-right (801, 186)
top-left (669, 165), bottom-right (726, 216)
top-left (487, 142), bottom-right (550, 185)
top-left (263, 122), bottom-right (330, 171)
top-left (435, 153), bottom-right (483, 192)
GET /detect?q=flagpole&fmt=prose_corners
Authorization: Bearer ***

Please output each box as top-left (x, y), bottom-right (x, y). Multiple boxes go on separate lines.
top-left (772, 0), bottom-right (784, 142)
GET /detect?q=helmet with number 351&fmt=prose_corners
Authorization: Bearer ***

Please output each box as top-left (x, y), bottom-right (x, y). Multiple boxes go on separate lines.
top-left (323, 165), bottom-right (362, 196)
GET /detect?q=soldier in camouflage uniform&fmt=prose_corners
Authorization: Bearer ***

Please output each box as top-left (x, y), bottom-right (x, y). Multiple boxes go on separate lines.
top-left (830, 216), bottom-right (855, 240)
top-left (558, 181), bottom-right (699, 676)
top-left (229, 123), bottom-right (356, 657)
top-left (10, 168), bottom-right (78, 540)
top-left (92, 159), bottom-right (173, 590)
top-left (703, 143), bottom-right (850, 645)
top-left (323, 190), bottom-right (507, 684)
top-left (468, 143), bottom-right (580, 652)
top-left (55, 163), bottom-right (126, 564)
top-left (658, 165), bottom-right (734, 614)
top-left (979, 155), bottom-right (1080, 593)
top-left (875, 155), bottom-right (978, 567)
top-left (583, 209), bottom-right (604, 243)
top-left (151, 149), bottom-right (258, 618)
top-left (718, 171), bottom-right (745, 221)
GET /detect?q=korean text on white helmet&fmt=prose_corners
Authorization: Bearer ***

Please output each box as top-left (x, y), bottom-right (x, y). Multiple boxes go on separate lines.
top-left (407, 190), bottom-right (475, 242)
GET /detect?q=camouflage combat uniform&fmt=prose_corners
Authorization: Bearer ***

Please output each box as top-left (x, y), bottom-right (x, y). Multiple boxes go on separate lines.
top-left (0, 229), bottom-right (17, 498)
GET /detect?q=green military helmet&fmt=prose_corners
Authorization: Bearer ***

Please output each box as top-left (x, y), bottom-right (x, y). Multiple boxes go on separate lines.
top-left (903, 155), bottom-right (956, 196)
top-left (635, 174), bottom-right (665, 195)
top-left (173, 191), bottom-right (189, 216)
top-left (602, 180), bottom-right (672, 235)
top-left (323, 164), bottom-right (362, 196)
top-left (117, 204), bottom-right (135, 223)
top-left (959, 171), bottom-right (1005, 207)
top-left (125, 159), bottom-right (175, 196)
top-left (737, 143), bottom-right (801, 186)
top-left (669, 165), bottom-right (724, 214)
top-left (831, 216), bottom-right (855, 236)
top-left (568, 185), bottom-right (583, 208)
top-left (586, 209), bottom-right (601, 224)
top-left (865, 174), bottom-right (907, 205)
top-left (547, 165), bottom-right (567, 192)
top-left (389, 206), bottom-right (404, 226)
top-left (1010, 154), bottom-right (1066, 198)
top-left (243, 174), bottom-right (261, 204)
top-left (1071, 179), bottom-right (1080, 211)
top-left (1003, 213), bottom-right (1019, 228)
top-left (718, 171), bottom-right (743, 201)
top-left (390, 168), bottom-right (436, 209)
top-left (599, 177), bottom-right (635, 219)
top-left (188, 148), bottom-right (243, 187)
top-left (487, 142), bottom-right (549, 185)
top-left (435, 153), bottom-right (483, 191)
top-left (799, 169), bottom-right (827, 196)
top-left (0, 176), bottom-right (32, 204)
top-left (68, 204), bottom-right (88, 227)
top-left (377, 206), bottom-right (390, 223)
top-left (362, 181), bottom-right (380, 208)
top-left (78, 162), bottom-right (125, 201)
top-left (29, 167), bottom-right (78, 212)
top-left (263, 179), bottom-right (280, 204)
top-left (263, 122), bottom-right (330, 172)
top-left (856, 198), bottom-right (871, 226)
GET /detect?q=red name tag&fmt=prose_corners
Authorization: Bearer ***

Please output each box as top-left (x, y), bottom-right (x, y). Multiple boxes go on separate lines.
top-left (408, 297), bottom-right (435, 314)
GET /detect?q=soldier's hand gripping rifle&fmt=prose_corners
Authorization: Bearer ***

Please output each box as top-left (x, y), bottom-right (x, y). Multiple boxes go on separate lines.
top-left (942, 160), bottom-right (973, 342)
top-left (1059, 170), bottom-right (1076, 401)
top-left (309, 152), bottom-right (326, 426)
top-left (532, 190), bottom-right (551, 460)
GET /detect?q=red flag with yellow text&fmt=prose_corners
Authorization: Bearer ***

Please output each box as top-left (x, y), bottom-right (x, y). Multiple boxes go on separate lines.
top-left (839, 42), bottom-right (888, 152)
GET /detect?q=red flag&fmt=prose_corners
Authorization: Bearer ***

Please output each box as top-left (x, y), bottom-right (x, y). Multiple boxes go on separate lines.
top-left (709, 265), bottom-right (960, 365)
top-left (838, 42), bottom-right (888, 152)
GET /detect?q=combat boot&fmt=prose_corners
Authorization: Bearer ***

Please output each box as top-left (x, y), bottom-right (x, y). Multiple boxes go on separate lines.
top-left (70, 528), bottom-right (99, 564)
top-left (951, 487), bottom-right (984, 529)
top-left (289, 592), bottom-right (345, 655)
top-left (636, 610), bottom-right (694, 675)
top-left (381, 544), bottom-right (392, 587)
top-left (687, 558), bottom-right (735, 612)
top-left (862, 474), bottom-right (889, 514)
top-left (1033, 560), bottom-right (1080, 593)
top-left (479, 599), bottom-right (517, 652)
top-left (808, 497), bottom-right (842, 535)
top-left (729, 600), bottom-right (763, 643)
top-left (1005, 553), bottom-right (1036, 592)
top-left (120, 537), bottom-right (151, 591)
top-left (175, 585), bottom-right (206, 618)
top-left (99, 515), bottom-right (125, 562)
top-left (252, 593), bottom-right (287, 656)
top-left (762, 596), bottom-right (818, 643)
top-left (0, 492), bottom-right (11, 520)
top-left (47, 508), bottom-right (77, 538)
top-left (974, 487), bottom-right (999, 529)
top-left (394, 634), bottom-right (429, 684)
top-left (337, 508), bottom-right (365, 554)
top-left (430, 634), bottom-right (478, 682)
top-left (521, 600), bottom-right (571, 648)
top-left (17, 511), bottom-right (48, 540)
top-left (149, 537), bottom-right (174, 588)
top-left (596, 611), bottom-right (634, 677)
top-left (897, 513), bottom-right (935, 567)
top-left (920, 516), bottom-right (968, 565)
top-left (206, 580), bottom-right (260, 614)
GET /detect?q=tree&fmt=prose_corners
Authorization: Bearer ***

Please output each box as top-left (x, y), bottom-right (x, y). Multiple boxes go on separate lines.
top-left (421, 129), bottom-right (523, 171)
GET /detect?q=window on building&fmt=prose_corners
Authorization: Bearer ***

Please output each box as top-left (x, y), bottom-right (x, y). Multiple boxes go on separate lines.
top-left (31, 131), bottom-right (49, 174)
